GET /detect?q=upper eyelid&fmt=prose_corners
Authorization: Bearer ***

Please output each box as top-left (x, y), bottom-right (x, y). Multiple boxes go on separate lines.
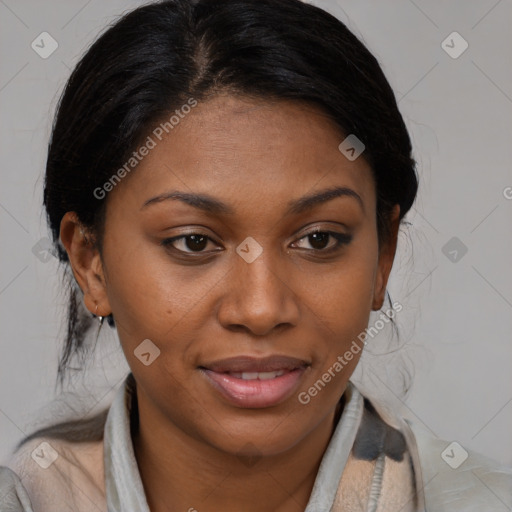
top-left (164, 228), bottom-right (350, 251)
top-left (165, 221), bottom-right (349, 240)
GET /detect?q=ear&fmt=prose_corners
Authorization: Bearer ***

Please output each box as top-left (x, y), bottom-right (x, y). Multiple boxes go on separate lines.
top-left (59, 211), bottom-right (112, 317)
top-left (372, 205), bottom-right (400, 311)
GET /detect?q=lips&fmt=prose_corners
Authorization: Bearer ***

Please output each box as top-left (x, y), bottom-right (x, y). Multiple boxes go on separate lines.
top-left (199, 355), bottom-right (310, 408)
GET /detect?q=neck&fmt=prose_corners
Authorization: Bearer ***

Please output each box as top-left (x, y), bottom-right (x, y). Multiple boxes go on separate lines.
top-left (132, 388), bottom-right (344, 512)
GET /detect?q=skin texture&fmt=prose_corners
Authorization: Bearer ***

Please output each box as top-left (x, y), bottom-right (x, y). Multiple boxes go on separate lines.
top-left (60, 94), bottom-right (400, 512)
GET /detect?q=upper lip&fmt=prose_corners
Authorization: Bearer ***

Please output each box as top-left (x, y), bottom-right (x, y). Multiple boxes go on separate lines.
top-left (200, 355), bottom-right (310, 373)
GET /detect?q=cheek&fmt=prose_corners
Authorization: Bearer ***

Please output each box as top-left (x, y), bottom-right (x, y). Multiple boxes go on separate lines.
top-left (309, 245), bottom-right (378, 339)
top-left (102, 230), bottom-right (193, 324)
top-left (300, 238), bottom-right (378, 399)
top-left (297, 261), bottom-right (376, 413)
top-left (329, 266), bottom-right (375, 339)
top-left (101, 233), bottom-right (230, 373)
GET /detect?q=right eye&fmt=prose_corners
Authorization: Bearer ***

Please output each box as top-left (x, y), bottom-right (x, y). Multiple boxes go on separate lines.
top-left (161, 233), bottom-right (221, 254)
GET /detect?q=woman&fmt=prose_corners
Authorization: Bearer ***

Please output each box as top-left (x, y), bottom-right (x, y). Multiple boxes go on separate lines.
top-left (1, 0), bottom-right (511, 510)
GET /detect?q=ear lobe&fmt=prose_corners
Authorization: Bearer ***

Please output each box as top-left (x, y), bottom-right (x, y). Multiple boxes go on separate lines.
top-left (372, 205), bottom-right (400, 311)
top-left (59, 211), bottom-right (111, 317)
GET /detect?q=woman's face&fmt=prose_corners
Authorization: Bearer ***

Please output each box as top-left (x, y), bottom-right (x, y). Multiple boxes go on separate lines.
top-left (65, 94), bottom-right (399, 458)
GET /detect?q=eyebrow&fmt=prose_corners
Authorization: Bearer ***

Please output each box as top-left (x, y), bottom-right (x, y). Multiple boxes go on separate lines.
top-left (140, 186), bottom-right (364, 216)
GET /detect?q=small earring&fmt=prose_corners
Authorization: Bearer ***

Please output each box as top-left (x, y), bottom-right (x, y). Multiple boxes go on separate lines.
top-left (95, 304), bottom-right (104, 339)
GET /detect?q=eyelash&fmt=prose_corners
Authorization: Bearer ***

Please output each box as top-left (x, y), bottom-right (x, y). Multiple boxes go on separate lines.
top-left (161, 230), bottom-right (353, 257)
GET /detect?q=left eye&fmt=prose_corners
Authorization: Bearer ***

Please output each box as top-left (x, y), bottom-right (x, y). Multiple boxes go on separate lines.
top-left (293, 231), bottom-right (352, 252)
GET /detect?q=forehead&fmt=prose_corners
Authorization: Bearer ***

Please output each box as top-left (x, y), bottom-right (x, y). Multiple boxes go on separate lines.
top-left (107, 94), bottom-right (376, 217)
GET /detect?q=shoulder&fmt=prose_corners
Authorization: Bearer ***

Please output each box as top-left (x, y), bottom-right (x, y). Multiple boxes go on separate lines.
top-left (356, 392), bottom-right (512, 511)
top-left (406, 420), bottom-right (512, 511)
top-left (0, 466), bottom-right (34, 512)
top-left (2, 434), bottom-right (106, 512)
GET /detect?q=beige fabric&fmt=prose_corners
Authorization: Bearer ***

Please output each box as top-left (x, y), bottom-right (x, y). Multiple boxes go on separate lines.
top-left (333, 452), bottom-right (377, 511)
top-left (7, 437), bottom-right (106, 511)
top-left (333, 451), bottom-right (416, 512)
top-left (375, 454), bottom-right (416, 512)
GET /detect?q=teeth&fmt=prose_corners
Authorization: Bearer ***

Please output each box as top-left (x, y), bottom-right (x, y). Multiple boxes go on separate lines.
top-left (257, 370), bottom-right (286, 380)
top-left (229, 370), bottom-right (287, 380)
top-left (241, 372), bottom-right (259, 380)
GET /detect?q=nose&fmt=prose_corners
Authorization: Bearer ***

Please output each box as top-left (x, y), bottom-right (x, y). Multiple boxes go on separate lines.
top-left (217, 251), bottom-right (300, 337)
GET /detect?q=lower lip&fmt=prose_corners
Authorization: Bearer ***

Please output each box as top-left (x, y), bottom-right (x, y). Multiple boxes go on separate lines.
top-left (200, 368), bottom-right (306, 408)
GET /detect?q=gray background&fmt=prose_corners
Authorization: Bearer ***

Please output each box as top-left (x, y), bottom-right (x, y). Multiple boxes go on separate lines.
top-left (1, 0), bottom-right (511, 471)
